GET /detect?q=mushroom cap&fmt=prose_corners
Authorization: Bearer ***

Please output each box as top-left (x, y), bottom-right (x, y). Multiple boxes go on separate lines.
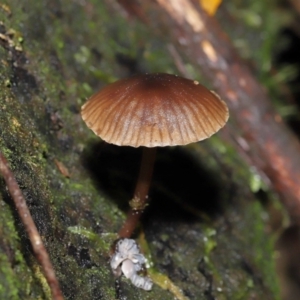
top-left (81, 73), bottom-right (229, 147)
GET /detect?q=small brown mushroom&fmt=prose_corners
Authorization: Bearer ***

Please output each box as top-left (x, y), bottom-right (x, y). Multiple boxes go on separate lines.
top-left (81, 73), bottom-right (229, 237)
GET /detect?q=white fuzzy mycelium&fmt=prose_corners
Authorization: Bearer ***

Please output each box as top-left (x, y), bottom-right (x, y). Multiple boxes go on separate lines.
top-left (110, 238), bottom-right (153, 291)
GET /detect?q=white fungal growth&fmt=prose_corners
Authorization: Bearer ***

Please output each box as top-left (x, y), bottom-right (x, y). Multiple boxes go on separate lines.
top-left (110, 238), bottom-right (153, 291)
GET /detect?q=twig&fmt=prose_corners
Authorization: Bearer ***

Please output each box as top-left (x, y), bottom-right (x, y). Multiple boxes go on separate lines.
top-left (0, 151), bottom-right (64, 300)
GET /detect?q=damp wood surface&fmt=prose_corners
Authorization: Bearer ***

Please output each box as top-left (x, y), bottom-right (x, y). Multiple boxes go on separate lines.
top-left (0, 1), bottom-right (286, 299)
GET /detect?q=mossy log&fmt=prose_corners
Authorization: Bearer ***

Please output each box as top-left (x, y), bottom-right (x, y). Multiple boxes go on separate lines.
top-left (0, 1), bottom-right (280, 299)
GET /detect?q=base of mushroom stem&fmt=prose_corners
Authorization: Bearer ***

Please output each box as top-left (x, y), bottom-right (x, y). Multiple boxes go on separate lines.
top-left (110, 238), bottom-right (153, 291)
top-left (118, 209), bottom-right (145, 238)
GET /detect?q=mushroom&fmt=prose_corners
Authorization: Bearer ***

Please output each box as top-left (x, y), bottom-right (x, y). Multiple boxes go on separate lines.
top-left (81, 73), bottom-right (229, 238)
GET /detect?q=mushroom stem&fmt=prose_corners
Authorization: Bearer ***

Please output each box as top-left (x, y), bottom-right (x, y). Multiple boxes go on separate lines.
top-left (118, 147), bottom-right (157, 238)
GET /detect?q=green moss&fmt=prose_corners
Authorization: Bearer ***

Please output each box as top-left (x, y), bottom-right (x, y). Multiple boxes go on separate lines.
top-left (0, 198), bottom-right (45, 299)
top-left (248, 202), bottom-right (281, 299)
top-left (67, 226), bottom-right (118, 253)
top-left (0, 256), bottom-right (20, 300)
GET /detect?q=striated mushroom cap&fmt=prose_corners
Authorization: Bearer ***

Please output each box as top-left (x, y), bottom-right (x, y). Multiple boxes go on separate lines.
top-left (81, 73), bottom-right (229, 147)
